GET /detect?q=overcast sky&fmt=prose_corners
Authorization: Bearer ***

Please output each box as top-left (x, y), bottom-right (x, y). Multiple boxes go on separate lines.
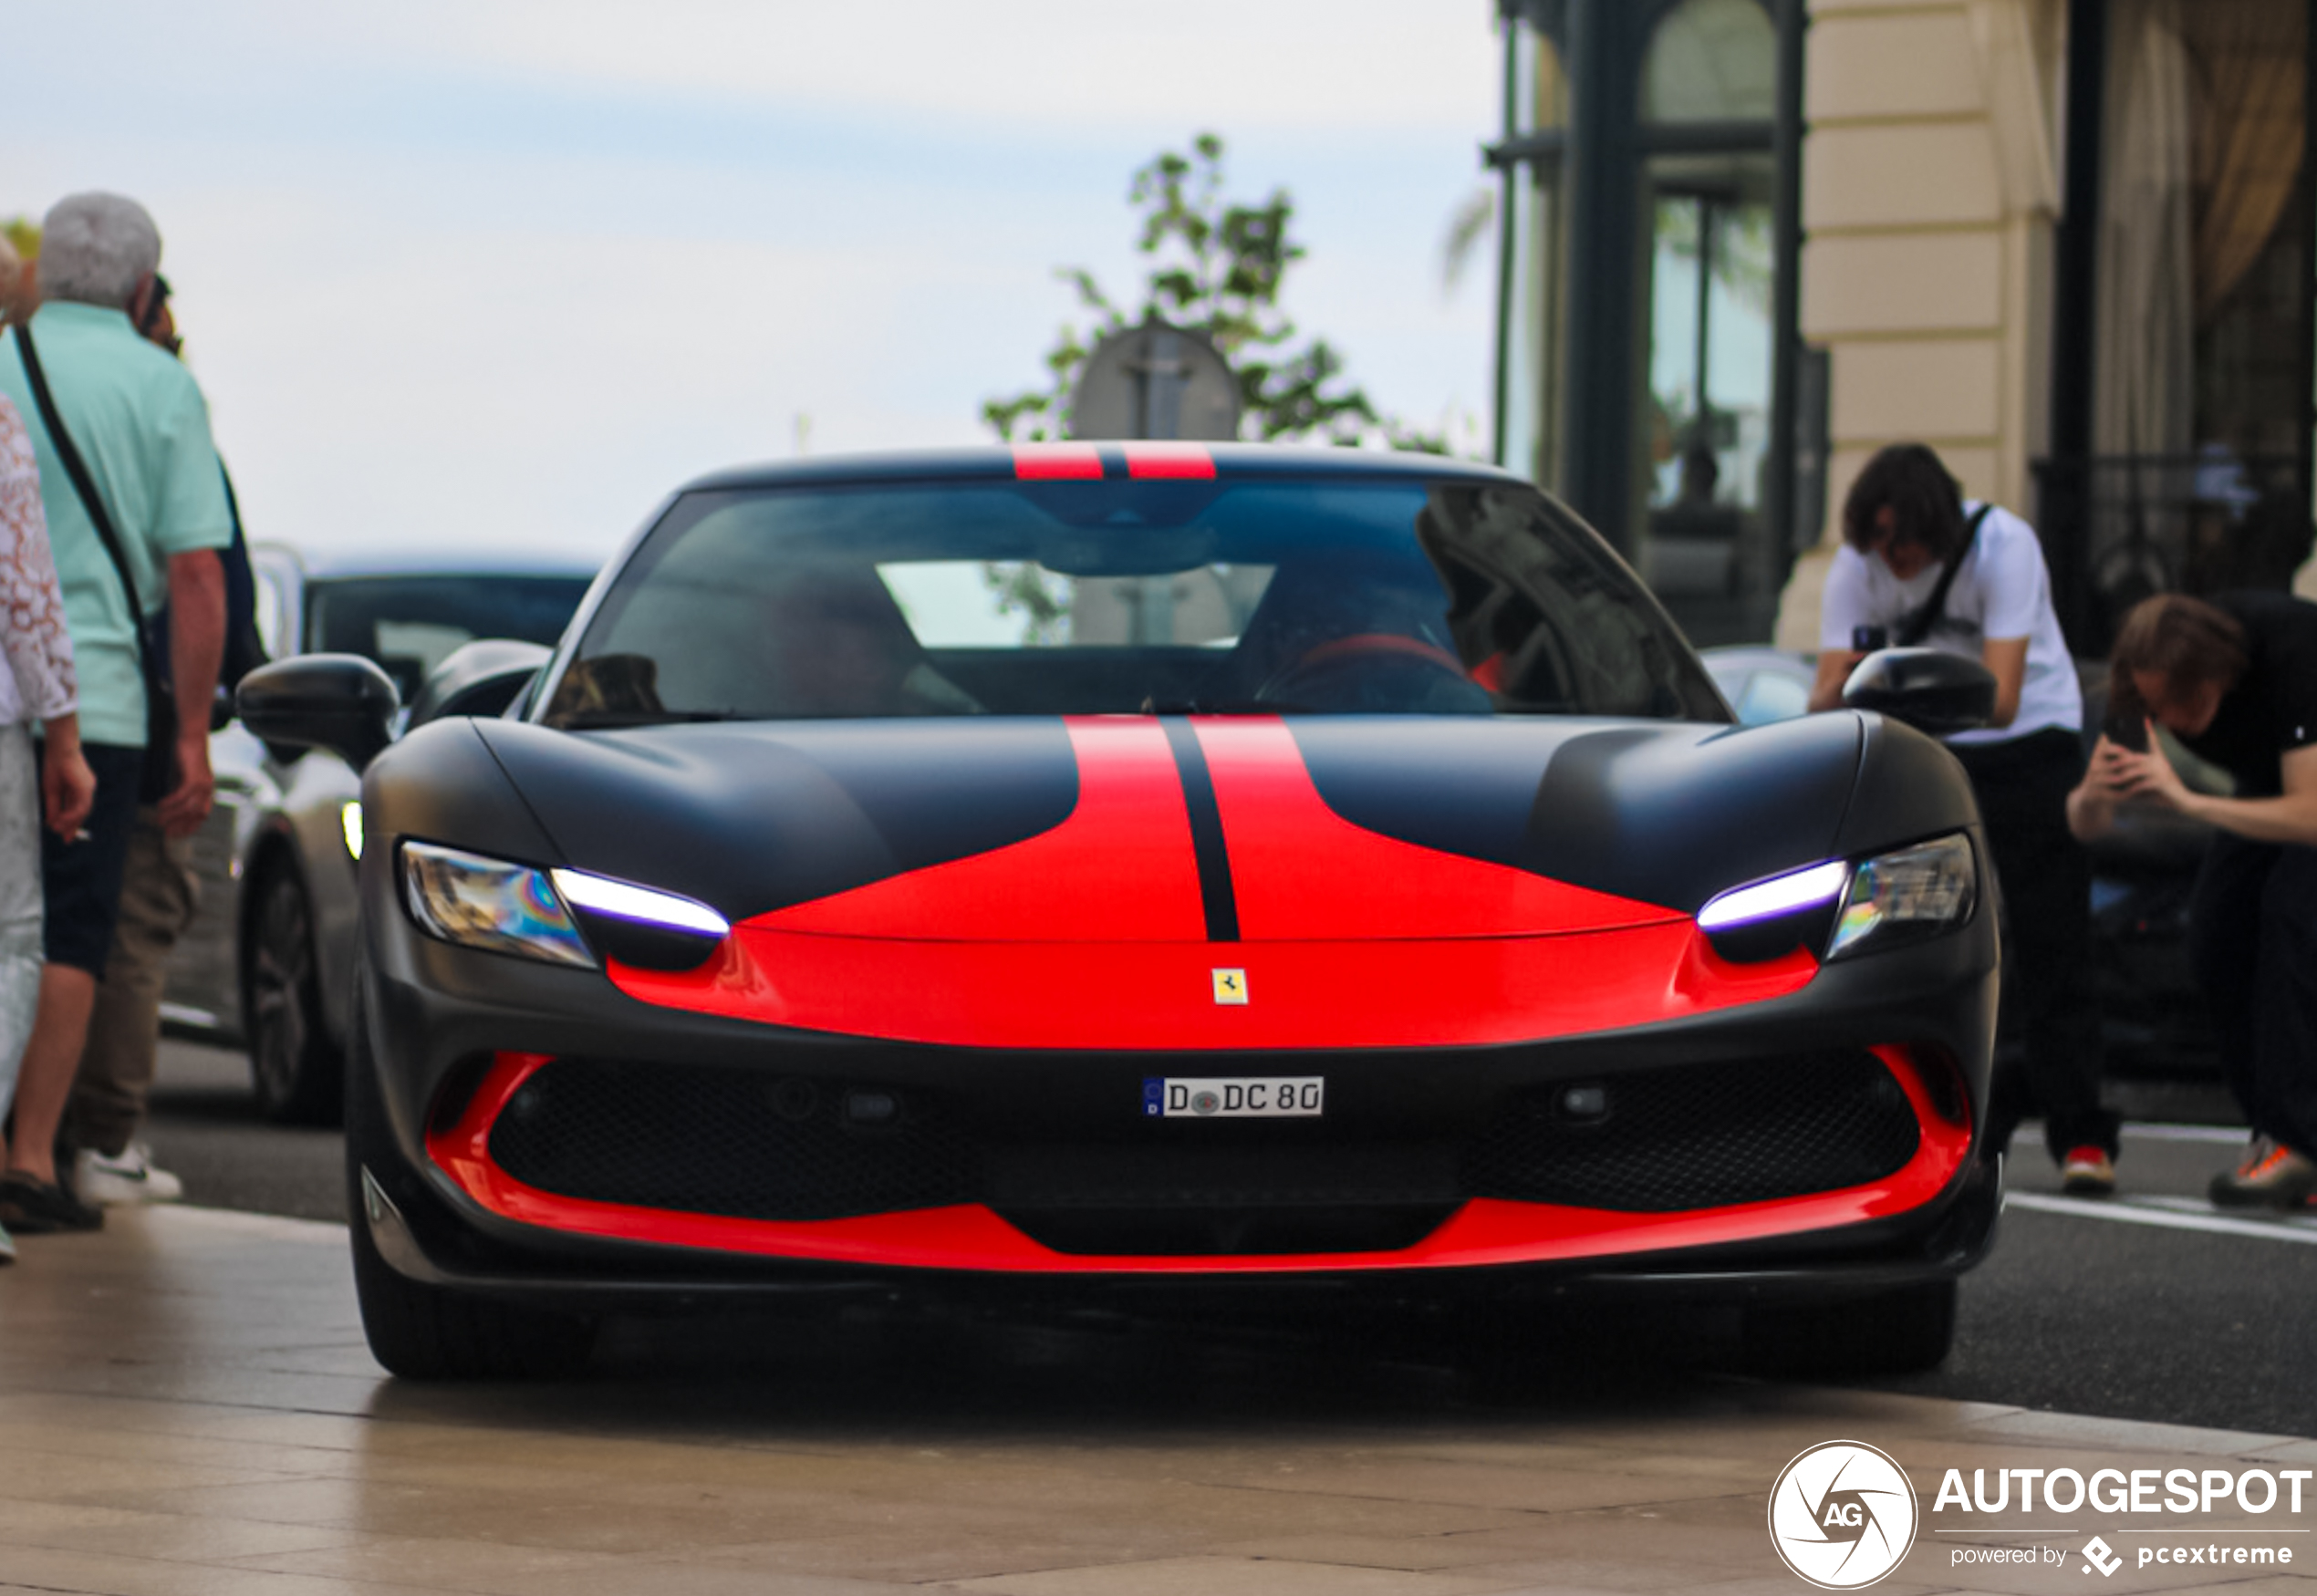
top-left (10, 1), bottom-right (1502, 562)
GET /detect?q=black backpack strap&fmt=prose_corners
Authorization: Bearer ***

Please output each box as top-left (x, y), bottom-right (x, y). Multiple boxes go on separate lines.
top-left (215, 459), bottom-right (268, 687)
top-left (15, 323), bottom-right (167, 684)
top-left (1896, 503), bottom-right (1993, 648)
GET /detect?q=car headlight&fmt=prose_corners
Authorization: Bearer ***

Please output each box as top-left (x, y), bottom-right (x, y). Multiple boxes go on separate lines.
top-left (399, 842), bottom-right (732, 970)
top-left (1825, 833), bottom-right (1977, 960)
top-left (1697, 833), bottom-right (1977, 963)
top-left (400, 841), bottom-right (596, 968)
top-left (340, 801), bottom-right (364, 862)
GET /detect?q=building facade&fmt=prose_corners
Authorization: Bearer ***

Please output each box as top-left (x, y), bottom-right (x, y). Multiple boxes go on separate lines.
top-left (1491, 0), bottom-right (2317, 656)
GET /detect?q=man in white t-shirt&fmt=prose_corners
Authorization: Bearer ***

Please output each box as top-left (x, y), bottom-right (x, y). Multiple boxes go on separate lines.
top-left (1808, 443), bottom-right (2113, 1192)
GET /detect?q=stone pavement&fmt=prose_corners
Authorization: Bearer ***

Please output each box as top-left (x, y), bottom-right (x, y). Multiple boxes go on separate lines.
top-left (0, 1205), bottom-right (2311, 1594)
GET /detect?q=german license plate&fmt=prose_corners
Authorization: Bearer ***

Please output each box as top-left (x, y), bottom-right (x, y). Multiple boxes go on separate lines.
top-left (1143, 1077), bottom-right (1325, 1119)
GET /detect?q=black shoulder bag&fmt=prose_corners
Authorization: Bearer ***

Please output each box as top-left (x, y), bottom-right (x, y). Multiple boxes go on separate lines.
top-left (1895, 503), bottom-right (1994, 648)
top-left (15, 324), bottom-right (182, 801)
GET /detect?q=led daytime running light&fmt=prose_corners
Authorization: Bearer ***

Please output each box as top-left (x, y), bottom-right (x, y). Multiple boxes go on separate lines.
top-left (1696, 860), bottom-right (1849, 932)
top-left (549, 869), bottom-right (729, 937)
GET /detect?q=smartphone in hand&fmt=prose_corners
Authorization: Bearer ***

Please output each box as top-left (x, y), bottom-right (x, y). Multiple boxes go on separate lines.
top-left (2102, 711), bottom-right (2149, 753)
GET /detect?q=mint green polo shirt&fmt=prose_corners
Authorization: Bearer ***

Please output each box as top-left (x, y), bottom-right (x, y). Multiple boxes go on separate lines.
top-left (0, 302), bottom-right (232, 748)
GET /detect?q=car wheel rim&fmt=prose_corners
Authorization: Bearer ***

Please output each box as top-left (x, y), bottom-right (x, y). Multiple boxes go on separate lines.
top-left (249, 876), bottom-right (314, 1106)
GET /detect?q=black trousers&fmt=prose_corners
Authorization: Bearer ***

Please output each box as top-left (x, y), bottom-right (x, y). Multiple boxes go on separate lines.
top-left (1954, 730), bottom-right (2115, 1160)
top-left (2190, 835), bottom-right (2317, 1155)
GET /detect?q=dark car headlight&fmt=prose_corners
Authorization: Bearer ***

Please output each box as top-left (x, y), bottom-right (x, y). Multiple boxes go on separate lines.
top-left (400, 842), bottom-right (729, 969)
top-left (401, 842), bottom-right (597, 968)
top-left (1698, 833), bottom-right (1977, 963)
top-left (1824, 834), bottom-right (1977, 960)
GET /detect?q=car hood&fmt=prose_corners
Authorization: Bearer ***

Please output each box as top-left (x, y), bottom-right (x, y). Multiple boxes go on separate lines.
top-left (470, 711), bottom-right (1891, 944)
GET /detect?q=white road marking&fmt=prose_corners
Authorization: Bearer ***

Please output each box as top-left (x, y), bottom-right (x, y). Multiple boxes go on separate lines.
top-left (2121, 1123), bottom-right (2251, 1146)
top-left (2007, 1191), bottom-right (2317, 1244)
top-left (2023, 1120), bottom-right (2249, 1146)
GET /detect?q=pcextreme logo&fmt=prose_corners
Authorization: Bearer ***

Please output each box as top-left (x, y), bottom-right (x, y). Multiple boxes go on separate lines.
top-left (1769, 1440), bottom-right (1920, 1589)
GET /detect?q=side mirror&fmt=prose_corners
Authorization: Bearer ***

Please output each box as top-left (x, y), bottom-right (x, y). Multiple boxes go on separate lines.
top-left (1842, 648), bottom-right (1996, 736)
top-left (235, 654), bottom-right (400, 772)
top-left (406, 639), bottom-right (552, 731)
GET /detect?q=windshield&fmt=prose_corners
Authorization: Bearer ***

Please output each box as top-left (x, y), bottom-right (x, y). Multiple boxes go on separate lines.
top-left (542, 475), bottom-right (1724, 726)
top-left (308, 575), bottom-right (595, 702)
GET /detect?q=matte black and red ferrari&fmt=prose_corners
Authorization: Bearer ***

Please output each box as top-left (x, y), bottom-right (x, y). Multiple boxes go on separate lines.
top-left (240, 443), bottom-right (2002, 1379)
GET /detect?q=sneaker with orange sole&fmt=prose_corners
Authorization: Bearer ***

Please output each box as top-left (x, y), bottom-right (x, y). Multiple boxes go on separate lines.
top-left (2060, 1145), bottom-right (2115, 1196)
top-left (2209, 1142), bottom-right (2317, 1209)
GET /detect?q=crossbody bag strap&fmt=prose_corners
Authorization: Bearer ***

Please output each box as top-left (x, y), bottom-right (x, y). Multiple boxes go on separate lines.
top-left (15, 323), bottom-right (166, 679)
top-left (1896, 503), bottom-right (1993, 648)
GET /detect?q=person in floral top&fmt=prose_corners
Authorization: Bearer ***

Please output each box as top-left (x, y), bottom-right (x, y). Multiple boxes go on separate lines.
top-left (0, 391), bottom-right (97, 1261)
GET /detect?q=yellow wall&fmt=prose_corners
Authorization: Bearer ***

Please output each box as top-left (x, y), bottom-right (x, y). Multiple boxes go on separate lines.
top-left (1776, 0), bottom-right (2064, 647)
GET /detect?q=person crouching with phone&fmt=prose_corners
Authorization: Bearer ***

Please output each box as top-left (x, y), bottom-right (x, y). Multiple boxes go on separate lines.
top-left (1810, 443), bottom-right (2115, 1194)
top-left (2068, 592), bottom-right (2317, 1208)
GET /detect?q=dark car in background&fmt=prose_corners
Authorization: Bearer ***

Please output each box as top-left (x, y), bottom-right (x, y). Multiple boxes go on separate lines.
top-left (165, 545), bottom-right (597, 1122)
top-left (1699, 645), bottom-right (2224, 1072)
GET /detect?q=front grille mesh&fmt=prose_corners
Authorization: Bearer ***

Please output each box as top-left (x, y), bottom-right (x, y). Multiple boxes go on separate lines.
top-left (488, 1060), bottom-right (976, 1223)
top-left (479, 1048), bottom-right (1923, 1244)
top-left (1462, 1050), bottom-right (1920, 1212)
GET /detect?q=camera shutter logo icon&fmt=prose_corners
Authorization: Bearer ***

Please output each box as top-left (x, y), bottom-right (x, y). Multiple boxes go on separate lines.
top-left (1768, 1440), bottom-right (1919, 1589)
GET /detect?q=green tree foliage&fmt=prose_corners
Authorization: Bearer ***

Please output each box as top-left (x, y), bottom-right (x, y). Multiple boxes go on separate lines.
top-left (0, 219), bottom-right (38, 328)
top-left (984, 134), bottom-right (1443, 451)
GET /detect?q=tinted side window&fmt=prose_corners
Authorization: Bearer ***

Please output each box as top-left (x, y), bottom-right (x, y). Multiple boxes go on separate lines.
top-left (1417, 483), bottom-right (1726, 720)
top-left (307, 576), bottom-right (592, 701)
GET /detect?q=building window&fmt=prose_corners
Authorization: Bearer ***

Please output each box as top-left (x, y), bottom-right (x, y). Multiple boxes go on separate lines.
top-left (1499, 21), bottom-right (1571, 491)
top-left (2051, 0), bottom-right (2312, 646)
top-left (1644, 0), bottom-right (1777, 122)
top-left (1491, 0), bottom-right (1802, 648)
top-left (1637, 0), bottom-right (1780, 646)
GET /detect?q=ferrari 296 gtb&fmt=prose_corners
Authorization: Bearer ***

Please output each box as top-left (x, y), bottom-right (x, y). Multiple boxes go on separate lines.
top-left (238, 443), bottom-right (2002, 1379)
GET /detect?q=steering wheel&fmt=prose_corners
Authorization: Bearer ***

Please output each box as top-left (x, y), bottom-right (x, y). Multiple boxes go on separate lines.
top-left (1255, 633), bottom-right (1490, 713)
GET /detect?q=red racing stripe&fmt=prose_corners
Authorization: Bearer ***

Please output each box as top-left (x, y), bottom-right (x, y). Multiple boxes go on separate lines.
top-left (602, 714), bottom-right (1817, 1047)
top-left (1191, 716), bottom-right (1673, 941)
top-left (1012, 443), bottom-right (1104, 480)
top-left (741, 716), bottom-right (1204, 943)
top-left (1122, 441), bottom-right (1216, 479)
top-left (428, 1044), bottom-right (1967, 1273)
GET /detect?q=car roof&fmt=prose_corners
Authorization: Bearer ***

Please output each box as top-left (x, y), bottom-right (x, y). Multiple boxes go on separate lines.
top-left (252, 543), bottom-right (601, 582)
top-left (680, 443), bottom-right (1524, 495)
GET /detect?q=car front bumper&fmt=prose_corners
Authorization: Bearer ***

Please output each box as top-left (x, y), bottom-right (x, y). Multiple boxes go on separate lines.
top-left (352, 869), bottom-right (2000, 1308)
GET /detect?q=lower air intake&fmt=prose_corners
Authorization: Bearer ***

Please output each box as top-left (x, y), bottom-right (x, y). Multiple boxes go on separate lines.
top-left (486, 1058), bottom-right (976, 1222)
top-left (1461, 1049), bottom-right (1920, 1212)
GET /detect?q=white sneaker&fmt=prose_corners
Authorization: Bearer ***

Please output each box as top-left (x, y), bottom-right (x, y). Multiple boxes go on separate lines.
top-left (73, 1144), bottom-right (184, 1206)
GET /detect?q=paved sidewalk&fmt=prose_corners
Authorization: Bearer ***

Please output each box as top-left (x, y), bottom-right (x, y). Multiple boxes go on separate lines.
top-left (0, 1206), bottom-right (2311, 1594)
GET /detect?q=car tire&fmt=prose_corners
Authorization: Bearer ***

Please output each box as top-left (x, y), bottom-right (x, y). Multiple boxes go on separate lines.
top-left (1738, 1280), bottom-right (1958, 1377)
top-left (244, 862), bottom-right (344, 1125)
top-left (344, 980), bottom-right (597, 1381)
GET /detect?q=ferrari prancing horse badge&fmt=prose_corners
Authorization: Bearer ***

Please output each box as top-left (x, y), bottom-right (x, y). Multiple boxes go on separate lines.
top-left (1211, 969), bottom-right (1248, 1005)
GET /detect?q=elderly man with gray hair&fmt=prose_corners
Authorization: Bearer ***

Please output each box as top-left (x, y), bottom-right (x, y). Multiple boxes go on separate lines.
top-left (0, 193), bottom-right (229, 1233)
